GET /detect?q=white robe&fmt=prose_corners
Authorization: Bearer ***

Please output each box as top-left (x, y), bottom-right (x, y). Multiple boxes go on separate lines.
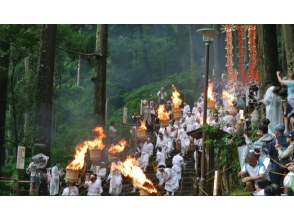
top-left (107, 162), bottom-right (123, 196)
top-left (172, 154), bottom-right (184, 180)
top-left (267, 93), bottom-right (284, 134)
top-left (178, 128), bottom-right (190, 154)
top-left (158, 168), bottom-right (179, 193)
top-left (50, 166), bottom-right (61, 195)
top-left (62, 186), bottom-right (79, 196)
top-left (84, 179), bottom-right (103, 196)
top-left (156, 151), bottom-right (166, 165)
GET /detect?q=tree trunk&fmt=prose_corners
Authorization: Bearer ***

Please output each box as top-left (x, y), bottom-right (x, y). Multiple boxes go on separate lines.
top-left (94, 24), bottom-right (108, 126)
top-left (256, 25), bottom-right (279, 87)
top-left (213, 24), bottom-right (226, 82)
top-left (281, 24), bottom-right (294, 72)
top-left (0, 39), bottom-right (10, 169)
top-left (189, 25), bottom-right (195, 74)
top-left (34, 24), bottom-right (57, 157)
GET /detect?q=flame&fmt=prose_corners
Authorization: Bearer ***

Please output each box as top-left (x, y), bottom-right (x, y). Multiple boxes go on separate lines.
top-left (171, 84), bottom-right (182, 110)
top-left (239, 110), bottom-right (244, 120)
top-left (157, 104), bottom-right (170, 121)
top-left (86, 126), bottom-right (106, 150)
top-left (136, 120), bottom-right (147, 131)
top-left (66, 126), bottom-right (106, 171)
top-left (66, 143), bottom-right (88, 171)
top-left (222, 90), bottom-right (235, 106)
top-left (208, 82), bottom-right (215, 101)
top-left (199, 115), bottom-right (211, 125)
top-left (108, 139), bottom-right (127, 154)
top-left (120, 156), bottom-right (157, 194)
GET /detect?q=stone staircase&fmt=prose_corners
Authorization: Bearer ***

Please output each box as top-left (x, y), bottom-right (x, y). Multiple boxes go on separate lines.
top-left (98, 143), bottom-right (197, 196)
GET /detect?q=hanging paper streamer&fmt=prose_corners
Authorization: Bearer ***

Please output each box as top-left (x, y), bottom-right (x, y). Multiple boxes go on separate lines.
top-left (222, 25), bottom-right (236, 85)
top-left (247, 24), bottom-right (259, 82)
top-left (236, 24), bottom-right (248, 84)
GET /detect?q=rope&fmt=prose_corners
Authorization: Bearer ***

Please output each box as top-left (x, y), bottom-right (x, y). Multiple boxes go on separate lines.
top-left (206, 163), bottom-right (239, 182)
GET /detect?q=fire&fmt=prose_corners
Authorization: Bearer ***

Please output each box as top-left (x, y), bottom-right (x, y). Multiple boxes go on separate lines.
top-left (86, 126), bottom-right (106, 150)
top-left (157, 104), bottom-right (170, 121)
top-left (239, 110), bottom-right (244, 120)
top-left (222, 90), bottom-right (235, 106)
top-left (66, 143), bottom-right (88, 171)
top-left (171, 84), bottom-right (182, 110)
top-left (66, 126), bottom-right (106, 171)
top-left (208, 82), bottom-right (215, 101)
top-left (108, 139), bottom-right (127, 154)
top-left (120, 156), bottom-right (157, 194)
top-left (136, 120), bottom-right (147, 131)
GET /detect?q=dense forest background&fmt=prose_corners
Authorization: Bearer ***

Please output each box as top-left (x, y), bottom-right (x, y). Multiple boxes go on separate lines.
top-left (0, 24), bottom-right (293, 181)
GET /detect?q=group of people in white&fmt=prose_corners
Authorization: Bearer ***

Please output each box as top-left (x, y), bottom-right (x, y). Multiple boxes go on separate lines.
top-left (26, 69), bottom-right (294, 196)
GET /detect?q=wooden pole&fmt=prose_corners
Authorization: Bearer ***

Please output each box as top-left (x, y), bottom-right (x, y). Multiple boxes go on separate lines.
top-left (213, 170), bottom-right (219, 196)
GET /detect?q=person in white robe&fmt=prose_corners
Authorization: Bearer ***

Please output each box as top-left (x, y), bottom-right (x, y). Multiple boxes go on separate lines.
top-left (264, 87), bottom-right (283, 134)
top-left (62, 182), bottom-right (79, 196)
top-left (261, 81), bottom-right (275, 128)
top-left (178, 124), bottom-right (190, 156)
top-left (156, 147), bottom-right (166, 165)
top-left (107, 158), bottom-right (123, 196)
top-left (83, 174), bottom-right (103, 196)
top-left (172, 153), bottom-right (185, 182)
top-left (155, 132), bottom-right (168, 159)
top-left (157, 164), bottom-right (179, 196)
top-left (50, 161), bottom-right (63, 196)
top-left (182, 102), bottom-right (191, 118)
top-left (142, 96), bottom-right (152, 124)
top-left (140, 138), bottom-right (154, 171)
top-left (192, 102), bottom-right (198, 116)
top-left (184, 111), bottom-right (196, 132)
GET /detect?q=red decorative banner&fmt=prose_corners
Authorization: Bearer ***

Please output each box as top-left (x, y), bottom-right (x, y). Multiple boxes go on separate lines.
top-left (247, 24), bottom-right (259, 82)
top-left (222, 24), bottom-right (236, 84)
top-left (236, 24), bottom-right (248, 83)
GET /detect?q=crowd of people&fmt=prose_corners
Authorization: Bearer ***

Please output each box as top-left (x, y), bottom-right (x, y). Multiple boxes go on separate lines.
top-left (25, 67), bottom-right (294, 196)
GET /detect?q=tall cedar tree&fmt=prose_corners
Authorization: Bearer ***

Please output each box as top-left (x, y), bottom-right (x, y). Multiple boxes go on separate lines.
top-left (256, 24), bottom-right (279, 87)
top-left (95, 24), bottom-right (108, 126)
top-left (34, 25), bottom-right (57, 157)
top-left (0, 38), bottom-right (10, 169)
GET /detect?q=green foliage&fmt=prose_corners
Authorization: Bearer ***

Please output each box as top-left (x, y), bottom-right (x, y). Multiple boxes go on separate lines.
top-left (203, 124), bottom-right (246, 192)
top-left (107, 69), bottom-right (202, 125)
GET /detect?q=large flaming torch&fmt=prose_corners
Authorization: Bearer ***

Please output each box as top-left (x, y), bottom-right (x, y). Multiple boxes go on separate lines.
top-left (108, 139), bottom-right (127, 161)
top-left (120, 156), bottom-right (158, 194)
top-left (157, 104), bottom-right (170, 128)
top-left (171, 84), bottom-right (183, 120)
top-left (86, 126), bottom-right (106, 161)
top-left (207, 82), bottom-right (216, 109)
top-left (136, 120), bottom-right (147, 140)
top-left (66, 143), bottom-right (88, 183)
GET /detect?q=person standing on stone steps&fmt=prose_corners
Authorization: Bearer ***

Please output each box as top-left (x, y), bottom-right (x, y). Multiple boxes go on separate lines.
top-left (156, 164), bottom-right (179, 196)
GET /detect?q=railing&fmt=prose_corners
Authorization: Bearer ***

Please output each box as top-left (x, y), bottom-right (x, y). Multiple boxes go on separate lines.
top-left (0, 177), bottom-right (31, 196)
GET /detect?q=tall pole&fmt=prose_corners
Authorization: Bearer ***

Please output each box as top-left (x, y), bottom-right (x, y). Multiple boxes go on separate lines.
top-left (199, 42), bottom-right (210, 196)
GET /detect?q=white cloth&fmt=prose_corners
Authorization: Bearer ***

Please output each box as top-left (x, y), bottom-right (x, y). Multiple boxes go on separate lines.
top-left (172, 154), bottom-right (184, 180)
top-left (183, 104), bottom-right (191, 118)
top-left (107, 162), bottom-right (123, 196)
top-left (178, 128), bottom-right (190, 154)
top-left (26, 162), bottom-right (37, 177)
top-left (156, 151), bottom-right (166, 165)
top-left (109, 125), bottom-right (117, 138)
top-left (50, 166), bottom-right (61, 195)
top-left (158, 168), bottom-right (179, 193)
top-left (267, 93), bottom-right (284, 134)
top-left (84, 179), bottom-right (103, 196)
top-left (62, 186), bottom-right (79, 196)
